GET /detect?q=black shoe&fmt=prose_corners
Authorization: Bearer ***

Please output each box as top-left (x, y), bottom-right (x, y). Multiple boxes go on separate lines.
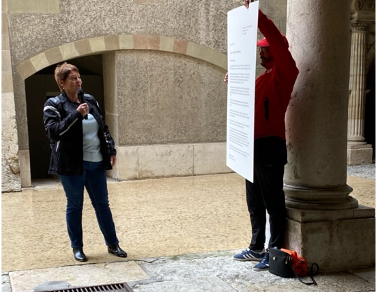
top-left (108, 244), bottom-right (127, 257)
top-left (73, 248), bottom-right (87, 262)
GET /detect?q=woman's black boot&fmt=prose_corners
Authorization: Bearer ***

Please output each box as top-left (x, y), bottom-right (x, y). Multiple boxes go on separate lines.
top-left (108, 244), bottom-right (127, 257)
top-left (73, 248), bottom-right (87, 262)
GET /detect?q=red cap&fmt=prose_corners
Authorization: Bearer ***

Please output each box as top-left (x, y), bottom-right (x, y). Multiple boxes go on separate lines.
top-left (257, 35), bottom-right (288, 47)
top-left (257, 37), bottom-right (269, 47)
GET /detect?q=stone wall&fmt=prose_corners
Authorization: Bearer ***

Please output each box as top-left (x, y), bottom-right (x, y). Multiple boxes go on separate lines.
top-left (2, 0), bottom-right (22, 192)
top-left (115, 50), bottom-right (227, 145)
top-left (2, 0), bottom-right (296, 190)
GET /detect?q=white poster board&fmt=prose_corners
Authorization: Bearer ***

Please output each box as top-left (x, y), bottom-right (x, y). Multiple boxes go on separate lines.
top-left (226, 2), bottom-right (259, 182)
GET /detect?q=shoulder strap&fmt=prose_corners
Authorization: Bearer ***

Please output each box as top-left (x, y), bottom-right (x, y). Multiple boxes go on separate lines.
top-left (290, 260), bottom-right (319, 286)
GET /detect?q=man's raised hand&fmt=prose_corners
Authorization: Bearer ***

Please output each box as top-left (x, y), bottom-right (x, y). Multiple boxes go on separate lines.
top-left (244, 0), bottom-right (256, 9)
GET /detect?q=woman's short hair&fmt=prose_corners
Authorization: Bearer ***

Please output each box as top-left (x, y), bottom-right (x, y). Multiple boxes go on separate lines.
top-left (54, 62), bottom-right (79, 91)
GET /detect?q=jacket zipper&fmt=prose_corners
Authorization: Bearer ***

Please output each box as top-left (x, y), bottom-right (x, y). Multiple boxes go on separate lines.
top-left (59, 118), bottom-right (79, 136)
top-left (264, 97), bottom-right (269, 120)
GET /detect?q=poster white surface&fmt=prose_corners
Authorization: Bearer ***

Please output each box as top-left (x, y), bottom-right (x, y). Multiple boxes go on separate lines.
top-left (226, 2), bottom-right (259, 182)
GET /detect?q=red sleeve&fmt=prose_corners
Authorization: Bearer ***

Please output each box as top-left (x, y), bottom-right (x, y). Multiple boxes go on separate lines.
top-left (258, 9), bottom-right (299, 89)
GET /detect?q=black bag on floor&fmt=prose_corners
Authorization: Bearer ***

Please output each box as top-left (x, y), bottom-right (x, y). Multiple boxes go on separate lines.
top-left (269, 248), bottom-right (319, 285)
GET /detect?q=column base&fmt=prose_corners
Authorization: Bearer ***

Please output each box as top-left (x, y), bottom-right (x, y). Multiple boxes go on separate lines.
top-left (347, 144), bottom-right (373, 165)
top-left (285, 206), bottom-right (375, 272)
top-left (284, 184), bottom-right (358, 210)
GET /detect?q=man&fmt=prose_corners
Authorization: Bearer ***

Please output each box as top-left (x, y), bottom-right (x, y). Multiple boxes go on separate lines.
top-left (225, 0), bottom-right (299, 271)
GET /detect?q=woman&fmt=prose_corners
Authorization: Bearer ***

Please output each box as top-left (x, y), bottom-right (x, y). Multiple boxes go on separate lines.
top-left (43, 62), bottom-right (127, 262)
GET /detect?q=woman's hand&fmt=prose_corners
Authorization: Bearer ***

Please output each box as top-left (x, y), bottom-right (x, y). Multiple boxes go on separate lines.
top-left (110, 155), bottom-right (116, 167)
top-left (77, 103), bottom-right (89, 117)
top-left (224, 72), bottom-right (228, 84)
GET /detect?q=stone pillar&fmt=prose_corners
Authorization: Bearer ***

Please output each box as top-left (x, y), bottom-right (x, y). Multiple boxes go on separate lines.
top-left (285, 0), bottom-right (375, 272)
top-left (348, 23), bottom-right (368, 145)
top-left (347, 22), bottom-right (373, 164)
top-left (2, 0), bottom-right (22, 192)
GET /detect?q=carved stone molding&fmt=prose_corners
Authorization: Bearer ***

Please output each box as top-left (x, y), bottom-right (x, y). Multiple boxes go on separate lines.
top-left (353, 0), bottom-right (364, 11)
top-left (366, 0), bottom-right (375, 10)
top-left (350, 0), bottom-right (375, 23)
top-left (351, 22), bottom-right (370, 30)
top-left (351, 0), bottom-right (375, 11)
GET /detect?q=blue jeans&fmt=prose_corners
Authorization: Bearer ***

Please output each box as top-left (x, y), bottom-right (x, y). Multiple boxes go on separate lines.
top-left (60, 161), bottom-right (119, 248)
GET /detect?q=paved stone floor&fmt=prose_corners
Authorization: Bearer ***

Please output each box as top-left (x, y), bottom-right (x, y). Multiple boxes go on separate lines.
top-left (2, 171), bottom-right (375, 292)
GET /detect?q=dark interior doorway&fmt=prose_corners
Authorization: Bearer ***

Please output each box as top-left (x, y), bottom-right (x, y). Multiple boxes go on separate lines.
top-left (26, 55), bottom-right (104, 179)
top-left (364, 59), bottom-right (375, 161)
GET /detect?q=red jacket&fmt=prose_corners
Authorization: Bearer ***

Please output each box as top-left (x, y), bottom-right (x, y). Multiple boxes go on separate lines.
top-left (254, 10), bottom-right (299, 141)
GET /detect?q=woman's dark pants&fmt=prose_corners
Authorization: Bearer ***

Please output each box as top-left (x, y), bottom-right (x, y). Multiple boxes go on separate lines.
top-left (60, 161), bottom-right (119, 248)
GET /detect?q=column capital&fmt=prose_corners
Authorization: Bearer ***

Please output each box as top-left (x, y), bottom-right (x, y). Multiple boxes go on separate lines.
top-left (350, 22), bottom-right (370, 31)
top-left (350, 0), bottom-right (375, 13)
top-left (350, 0), bottom-right (375, 24)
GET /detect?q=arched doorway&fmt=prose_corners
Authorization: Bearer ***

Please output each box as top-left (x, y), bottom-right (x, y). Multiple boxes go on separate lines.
top-left (25, 55), bottom-right (105, 179)
top-left (16, 34), bottom-right (228, 186)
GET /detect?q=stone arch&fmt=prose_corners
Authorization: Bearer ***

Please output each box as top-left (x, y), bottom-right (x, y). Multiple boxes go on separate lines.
top-left (17, 34), bottom-right (228, 183)
top-left (16, 34), bottom-right (227, 80)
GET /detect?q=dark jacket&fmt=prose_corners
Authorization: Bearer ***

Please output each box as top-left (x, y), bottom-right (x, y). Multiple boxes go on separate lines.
top-left (43, 91), bottom-right (116, 176)
top-left (254, 10), bottom-right (299, 141)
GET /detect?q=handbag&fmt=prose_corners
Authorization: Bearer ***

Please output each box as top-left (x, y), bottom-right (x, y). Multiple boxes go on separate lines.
top-left (269, 247), bottom-right (319, 285)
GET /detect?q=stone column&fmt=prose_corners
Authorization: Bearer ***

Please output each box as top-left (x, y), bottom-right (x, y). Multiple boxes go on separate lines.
top-left (2, 1), bottom-right (23, 191)
top-left (347, 22), bottom-right (373, 164)
top-left (284, 0), bottom-right (375, 272)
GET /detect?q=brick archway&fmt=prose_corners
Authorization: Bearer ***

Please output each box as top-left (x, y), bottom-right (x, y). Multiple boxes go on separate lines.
top-left (16, 34), bottom-right (227, 80)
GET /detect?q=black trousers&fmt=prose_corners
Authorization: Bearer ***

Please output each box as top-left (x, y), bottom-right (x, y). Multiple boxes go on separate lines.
top-left (246, 136), bottom-right (287, 250)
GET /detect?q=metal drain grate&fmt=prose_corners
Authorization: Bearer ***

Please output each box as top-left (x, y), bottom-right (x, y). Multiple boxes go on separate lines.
top-left (40, 283), bottom-right (133, 292)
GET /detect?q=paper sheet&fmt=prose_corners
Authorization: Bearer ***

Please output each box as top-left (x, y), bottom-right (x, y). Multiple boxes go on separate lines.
top-left (226, 2), bottom-right (259, 182)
